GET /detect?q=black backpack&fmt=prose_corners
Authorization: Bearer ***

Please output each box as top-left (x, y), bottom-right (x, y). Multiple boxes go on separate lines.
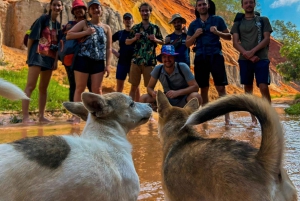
top-left (233, 11), bottom-right (264, 44)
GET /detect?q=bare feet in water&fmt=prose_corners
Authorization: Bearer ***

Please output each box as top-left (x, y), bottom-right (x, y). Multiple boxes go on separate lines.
top-left (225, 113), bottom-right (231, 126)
top-left (250, 114), bottom-right (258, 127)
top-left (67, 115), bottom-right (76, 122)
top-left (22, 118), bottom-right (36, 125)
top-left (73, 116), bottom-right (81, 125)
top-left (39, 117), bottom-right (54, 124)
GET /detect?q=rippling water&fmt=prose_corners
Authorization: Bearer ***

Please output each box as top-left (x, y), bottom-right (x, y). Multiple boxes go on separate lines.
top-left (0, 104), bottom-right (299, 200)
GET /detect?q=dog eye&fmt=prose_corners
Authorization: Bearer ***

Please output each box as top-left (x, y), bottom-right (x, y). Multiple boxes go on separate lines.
top-left (130, 102), bottom-right (135, 107)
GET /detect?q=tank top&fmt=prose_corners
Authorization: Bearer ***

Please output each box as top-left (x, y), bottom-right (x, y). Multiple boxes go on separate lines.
top-left (78, 21), bottom-right (107, 61)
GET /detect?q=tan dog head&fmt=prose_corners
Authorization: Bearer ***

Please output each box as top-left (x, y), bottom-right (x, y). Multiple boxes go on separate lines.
top-left (64, 92), bottom-right (153, 133)
top-left (156, 90), bottom-right (199, 143)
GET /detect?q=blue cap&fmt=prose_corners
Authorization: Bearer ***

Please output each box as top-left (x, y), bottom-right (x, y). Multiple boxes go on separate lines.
top-left (87, 0), bottom-right (101, 9)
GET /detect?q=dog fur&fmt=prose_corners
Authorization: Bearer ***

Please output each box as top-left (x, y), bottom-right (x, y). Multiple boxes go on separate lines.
top-left (0, 78), bottom-right (29, 100)
top-left (156, 91), bottom-right (297, 201)
top-left (0, 92), bottom-right (152, 201)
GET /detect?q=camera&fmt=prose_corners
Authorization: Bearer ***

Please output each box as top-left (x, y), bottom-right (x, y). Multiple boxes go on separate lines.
top-left (192, 46), bottom-right (197, 52)
top-left (50, 44), bottom-right (58, 51)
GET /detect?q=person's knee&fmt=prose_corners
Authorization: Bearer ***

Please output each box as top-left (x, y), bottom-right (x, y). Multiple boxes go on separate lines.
top-left (188, 93), bottom-right (202, 106)
top-left (140, 94), bottom-right (154, 103)
top-left (215, 86), bottom-right (226, 95)
top-left (258, 83), bottom-right (269, 92)
top-left (244, 85), bottom-right (253, 93)
top-left (26, 84), bottom-right (36, 93)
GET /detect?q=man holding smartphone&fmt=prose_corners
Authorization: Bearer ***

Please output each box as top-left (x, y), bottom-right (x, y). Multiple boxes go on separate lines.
top-left (164, 14), bottom-right (190, 67)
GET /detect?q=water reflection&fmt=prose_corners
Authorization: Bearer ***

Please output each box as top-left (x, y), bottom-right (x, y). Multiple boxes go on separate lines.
top-left (0, 105), bottom-right (299, 200)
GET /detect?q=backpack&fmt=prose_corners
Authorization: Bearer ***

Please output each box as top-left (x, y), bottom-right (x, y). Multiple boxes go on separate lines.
top-left (23, 15), bottom-right (48, 47)
top-left (58, 21), bottom-right (86, 66)
top-left (233, 11), bottom-right (264, 44)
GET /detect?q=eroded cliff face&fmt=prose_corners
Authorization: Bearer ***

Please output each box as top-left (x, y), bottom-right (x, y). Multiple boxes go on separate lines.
top-left (0, 0), bottom-right (299, 95)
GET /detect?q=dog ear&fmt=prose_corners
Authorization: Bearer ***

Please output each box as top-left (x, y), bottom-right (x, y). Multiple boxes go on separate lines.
top-left (63, 102), bottom-right (88, 121)
top-left (81, 92), bottom-right (113, 118)
top-left (184, 98), bottom-right (199, 113)
top-left (156, 90), bottom-right (171, 113)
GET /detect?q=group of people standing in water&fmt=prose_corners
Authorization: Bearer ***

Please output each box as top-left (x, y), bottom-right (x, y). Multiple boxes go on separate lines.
top-left (22, 0), bottom-right (273, 126)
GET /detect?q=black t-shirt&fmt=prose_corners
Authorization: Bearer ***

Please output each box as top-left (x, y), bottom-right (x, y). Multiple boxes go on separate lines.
top-left (112, 30), bottom-right (134, 66)
top-left (27, 15), bottom-right (62, 69)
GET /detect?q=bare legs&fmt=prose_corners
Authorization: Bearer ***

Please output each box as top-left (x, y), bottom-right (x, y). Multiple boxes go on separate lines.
top-left (73, 71), bottom-right (104, 124)
top-left (201, 86), bottom-right (230, 125)
top-left (244, 83), bottom-right (271, 125)
top-left (22, 66), bottom-right (53, 124)
top-left (117, 79), bottom-right (140, 101)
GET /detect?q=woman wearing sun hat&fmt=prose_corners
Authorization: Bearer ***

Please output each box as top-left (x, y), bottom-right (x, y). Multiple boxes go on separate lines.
top-left (61, 0), bottom-right (92, 122)
top-left (67, 0), bottom-right (112, 124)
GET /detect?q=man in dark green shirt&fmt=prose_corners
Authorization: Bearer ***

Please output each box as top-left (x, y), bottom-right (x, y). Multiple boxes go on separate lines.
top-left (231, 0), bottom-right (273, 125)
top-left (125, 2), bottom-right (164, 101)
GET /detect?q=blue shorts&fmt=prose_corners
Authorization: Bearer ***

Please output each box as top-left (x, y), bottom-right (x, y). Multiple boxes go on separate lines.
top-left (194, 54), bottom-right (228, 88)
top-left (116, 63), bottom-right (130, 80)
top-left (73, 56), bottom-right (105, 74)
top-left (239, 59), bottom-right (270, 87)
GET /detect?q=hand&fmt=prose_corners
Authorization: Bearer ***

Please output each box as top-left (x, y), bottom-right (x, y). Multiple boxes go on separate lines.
top-left (148, 34), bottom-right (156, 41)
top-left (249, 55), bottom-right (260, 63)
top-left (151, 91), bottom-right (157, 99)
top-left (182, 26), bottom-right (187, 34)
top-left (242, 50), bottom-right (255, 59)
top-left (104, 65), bottom-right (110, 78)
top-left (165, 37), bottom-right (171, 44)
top-left (85, 27), bottom-right (96, 35)
top-left (165, 90), bottom-right (179, 99)
top-left (135, 33), bottom-right (141, 40)
top-left (194, 28), bottom-right (204, 38)
top-left (210, 26), bottom-right (218, 35)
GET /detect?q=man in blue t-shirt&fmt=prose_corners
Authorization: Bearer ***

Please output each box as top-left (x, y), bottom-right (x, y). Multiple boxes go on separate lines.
top-left (112, 13), bottom-right (140, 101)
top-left (186, 0), bottom-right (231, 125)
top-left (164, 14), bottom-right (190, 67)
top-left (140, 45), bottom-right (202, 108)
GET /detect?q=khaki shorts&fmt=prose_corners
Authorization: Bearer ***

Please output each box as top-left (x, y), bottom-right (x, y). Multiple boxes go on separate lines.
top-left (129, 63), bottom-right (154, 87)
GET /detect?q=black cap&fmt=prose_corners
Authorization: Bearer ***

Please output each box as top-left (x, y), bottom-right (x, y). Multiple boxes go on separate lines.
top-left (87, 0), bottom-right (101, 9)
top-left (123, 13), bottom-right (133, 19)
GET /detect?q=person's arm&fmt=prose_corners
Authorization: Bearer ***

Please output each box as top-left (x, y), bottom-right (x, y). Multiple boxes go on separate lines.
top-left (125, 33), bottom-right (140, 45)
top-left (186, 28), bottom-right (203, 47)
top-left (232, 33), bottom-right (247, 55)
top-left (146, 76), bottom-right (158, 99)
top-left (104, 24), bottom-right (112, 78)
top-left (243, 32), bottom-right (271, 59)
top-left (27, 39), bottom-right (34, 57)
top-left (66, 20), bottom-right (94, 40)
top-left (149, 26), bottom-right (164, 45)
top-left (210, 27), bottom-right (231, 40)
top-left (112, 49), bottom-right (120, 58)
top-left (165, 79), bottom-right (199, 99)
top-left (148, 34), bottom-right (164, 45)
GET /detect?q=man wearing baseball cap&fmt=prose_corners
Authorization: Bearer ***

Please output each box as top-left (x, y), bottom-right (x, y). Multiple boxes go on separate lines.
top-left (112, 13), bottom-right (140, 101)
top-left (164, 13), bottom-right (190, 67)
top-left (140, 45), bottom-right (202, 108)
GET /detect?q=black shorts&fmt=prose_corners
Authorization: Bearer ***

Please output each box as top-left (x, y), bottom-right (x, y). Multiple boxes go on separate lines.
top-left (194, 54), bottom-right (228, 88)
top-left (73, 56), bottom-right (105, 74)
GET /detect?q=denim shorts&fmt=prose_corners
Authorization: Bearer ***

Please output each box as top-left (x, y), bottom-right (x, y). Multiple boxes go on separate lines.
top-left (116, 63), bottom-right (131, 80)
